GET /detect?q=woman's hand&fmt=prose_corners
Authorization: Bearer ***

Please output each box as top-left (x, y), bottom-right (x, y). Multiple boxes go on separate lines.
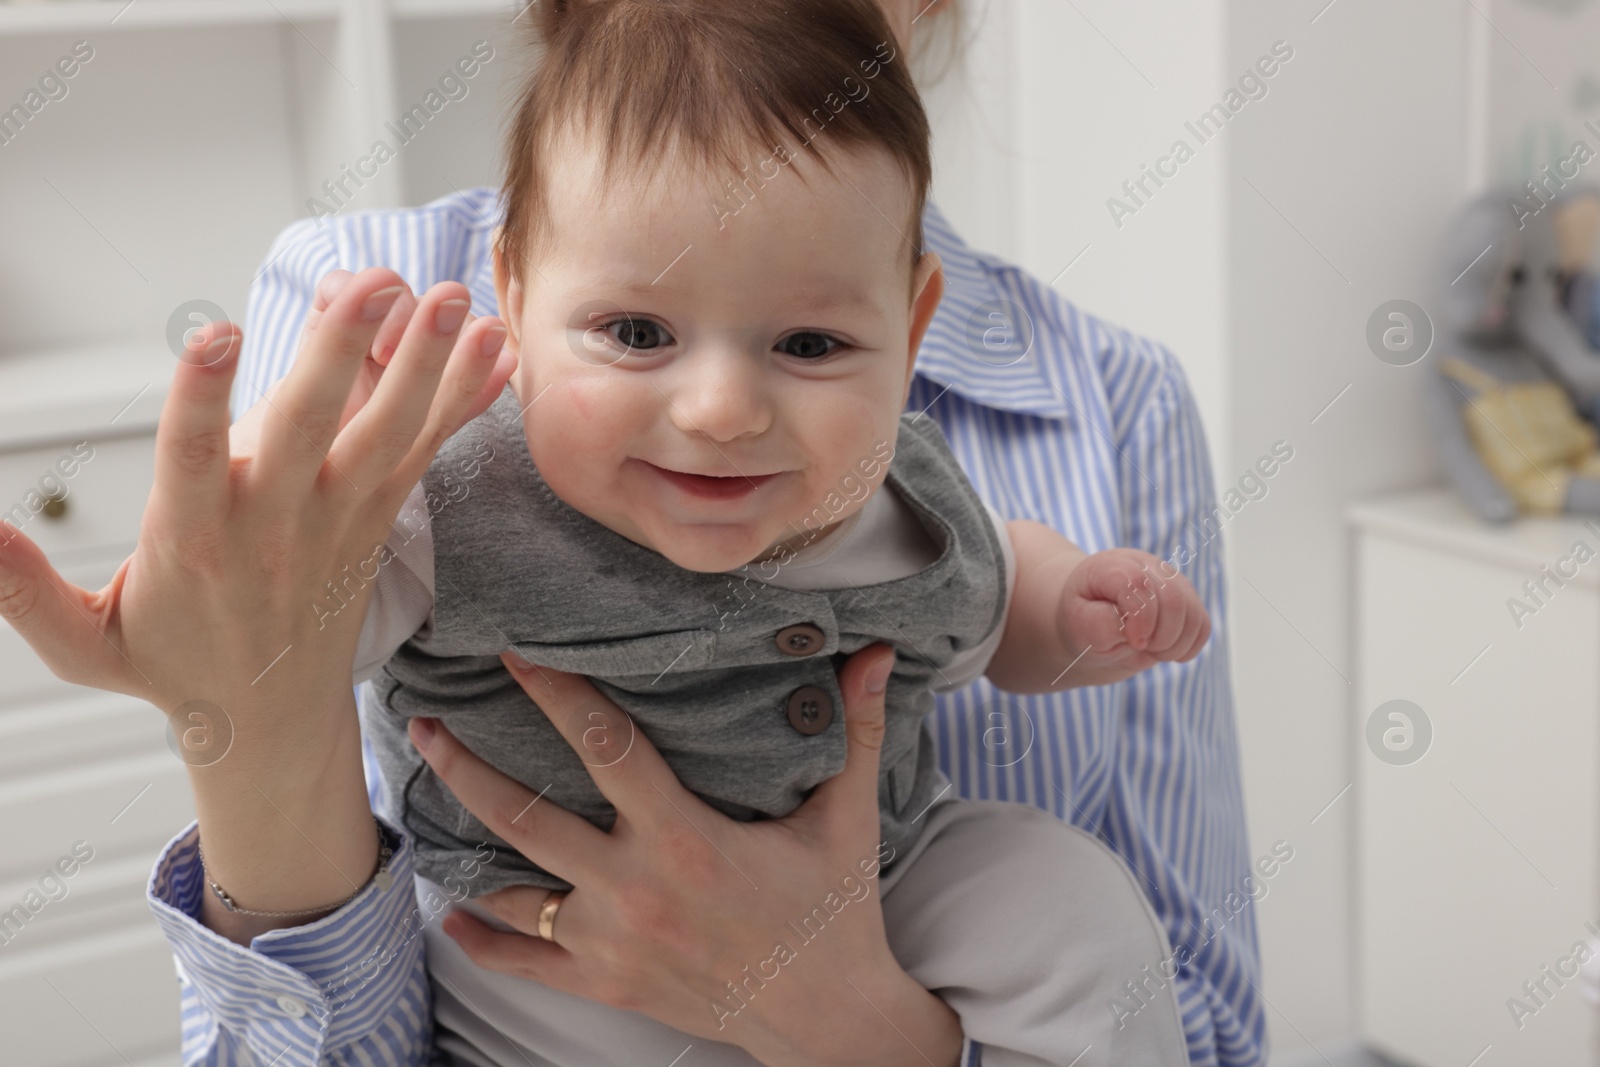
top-left (0, 267), bottom-right (515, 939)
top-left (226, 268), bottom-right (492, 456)
top-left (408, 644), bottom-right (964, 1067)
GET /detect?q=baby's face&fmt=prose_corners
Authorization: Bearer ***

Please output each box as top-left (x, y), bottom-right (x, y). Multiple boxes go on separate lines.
top-left (494, 134), bottom-right (943, 573)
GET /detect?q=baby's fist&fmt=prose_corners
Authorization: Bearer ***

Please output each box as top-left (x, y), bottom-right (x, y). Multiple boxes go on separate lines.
top-left (1058, 549), bottom-right (1211, 673)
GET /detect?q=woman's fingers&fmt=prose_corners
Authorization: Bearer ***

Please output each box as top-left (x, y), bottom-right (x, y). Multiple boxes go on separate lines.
top-left (255, 267), bottom-right (410, 494)
top-left (497, 654), bottom-right (685, 830)
top-left (473, 884), bottom-right (559, 939)
top-left (443, 891), bottom-right (620, 1012)
top-left (790, 646), bottom-right (902, 844)
top-left (790, 643), bottom-right (894, 843)
top-left (338, 298), bottom-right (511, 493)
top-left (303, 270), bottom-right (352, 332)
top-left (329, 282), bottom-right (479, 488)
top-left (462, 338), bottom-right (519, 430)
top-left (403, 315), bottom-right (514, 466)
top-left (441, 909), bottom-right (567, 983)
top-left (408, 716), bottom-right (608, 886)
top-left (369, 283), bottom-right (418, 368)
top-left (155, 320), bottom-right (241, 531)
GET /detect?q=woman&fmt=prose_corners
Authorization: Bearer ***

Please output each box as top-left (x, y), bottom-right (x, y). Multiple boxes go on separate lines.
top-left (0, 1), bottom-right (1261, 1064)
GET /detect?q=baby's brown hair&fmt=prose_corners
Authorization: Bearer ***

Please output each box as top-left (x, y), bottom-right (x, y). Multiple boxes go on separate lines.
top-left (495, 0), bottom-right (933, 293)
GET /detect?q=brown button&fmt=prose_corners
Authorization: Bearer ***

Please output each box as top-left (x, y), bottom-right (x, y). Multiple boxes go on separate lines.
top-left (775, 623), bottom-right (825, 657)
top-left (785, 685), bottom-right (834, 735)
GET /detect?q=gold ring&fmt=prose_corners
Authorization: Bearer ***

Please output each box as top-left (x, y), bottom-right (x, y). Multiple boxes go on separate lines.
top-left (537, 890), bottom-right (567, 942)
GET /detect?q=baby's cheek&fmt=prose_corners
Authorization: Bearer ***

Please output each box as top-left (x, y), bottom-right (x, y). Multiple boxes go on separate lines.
top-left (530, 375), bottom-right (650, 469)
top-left (523, 380), bottom-right (588, 467)
top-left (559, 377), bottom-right (598, 423)
top-left (536, 377), bottom-right (613, 442)
top-left (563, 370), bottom-right (658, 428)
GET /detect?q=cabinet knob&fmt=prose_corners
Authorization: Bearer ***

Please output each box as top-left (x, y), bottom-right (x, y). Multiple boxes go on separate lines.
top-left (41, 491), bottom-right (68, 520)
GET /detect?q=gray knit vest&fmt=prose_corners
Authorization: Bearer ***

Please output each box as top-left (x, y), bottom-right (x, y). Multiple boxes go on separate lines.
top-left (362, 387), bottom-right (1006, 895)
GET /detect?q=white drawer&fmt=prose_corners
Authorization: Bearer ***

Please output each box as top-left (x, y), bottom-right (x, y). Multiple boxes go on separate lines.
top-left (0, 701), bottom-right (190, 1067)
top-left (0, 922), bottom-right (180, 1066)
top-left (0, 852), bottom-right (167, 954)
top-left (0, 434), bottom-right (154, 560)
top-left (0, 692), bottom-right (163, 785)
top-left (0, 747), bottom-right (192, 887)
top-left (0, 687), bottom-right (194, 887)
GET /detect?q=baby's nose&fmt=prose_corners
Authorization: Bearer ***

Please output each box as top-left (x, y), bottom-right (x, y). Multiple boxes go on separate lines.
top-left (665, 349), bottom-right (774, 442)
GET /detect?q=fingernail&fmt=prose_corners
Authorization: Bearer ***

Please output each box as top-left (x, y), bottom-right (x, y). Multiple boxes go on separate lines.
top-left (411, 716), bottom-right (437, 752)
top-left (362, 285), bottom-right (405, 321)
top-left (479, 324), bottom-right (508, 358)
top-left (506, 653), bottom-right (534, 673)
top-left (201, 334), bottom-right (236, 366)
top-left (435, 299), bottom-right (471, 334)
top-left (865, 654), bottom-right (894, 694)
top-left (317, 273), bottom-right (352, 303)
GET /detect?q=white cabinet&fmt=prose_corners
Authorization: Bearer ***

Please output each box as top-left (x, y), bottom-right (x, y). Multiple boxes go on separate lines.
top-left (0, 1), bottom-right (521, 1061)
top-left (1351, 489), bottom-right (1600, 1066)
top-left (0, 347), bottom-right (192, 1065)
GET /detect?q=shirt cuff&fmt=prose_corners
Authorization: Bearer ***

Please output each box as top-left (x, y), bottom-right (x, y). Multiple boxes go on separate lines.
top-left (962, 1036), bottom-right (984, 1065)
top-left (147, 815), bottom-right (431, 1066)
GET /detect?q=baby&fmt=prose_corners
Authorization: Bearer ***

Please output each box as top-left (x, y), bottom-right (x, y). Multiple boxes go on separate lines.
top-left (340, 0), bottom-right (1208, 1059)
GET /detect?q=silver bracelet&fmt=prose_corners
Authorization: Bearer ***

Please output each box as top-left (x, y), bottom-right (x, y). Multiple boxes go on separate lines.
top-left (197, 819), bottom-right (394, 919)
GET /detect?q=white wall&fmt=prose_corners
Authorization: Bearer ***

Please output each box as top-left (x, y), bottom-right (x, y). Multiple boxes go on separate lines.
top-left (1228, 0), bottom-right (1471, 1058)
top-left (930, 1), bottom-right (1478, 1060)
top-left (924, 0), bottom-right (1231, 488)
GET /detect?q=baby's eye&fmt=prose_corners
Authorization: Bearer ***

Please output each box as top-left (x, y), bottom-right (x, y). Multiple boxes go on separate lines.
top-left (777, 331), bottom-right (841, 360)
top-left (596, 316), bottom-right (672, 352)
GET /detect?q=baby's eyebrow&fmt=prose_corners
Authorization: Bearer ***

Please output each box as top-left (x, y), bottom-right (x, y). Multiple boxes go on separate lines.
top-left (582, 274), bottom-right (676, 296)
top-left (787, 290), bottom-right (881, 317)
top-left (576, 272), bottom-right (883, 318)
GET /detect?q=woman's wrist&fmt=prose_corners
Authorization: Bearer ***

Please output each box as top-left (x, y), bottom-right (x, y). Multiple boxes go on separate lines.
top-left (185, 687), bottom-right (379, 943)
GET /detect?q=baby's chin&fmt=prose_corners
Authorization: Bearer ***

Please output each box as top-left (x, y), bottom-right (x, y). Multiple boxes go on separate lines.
top-left (643, 524), bottom-right (780, 575)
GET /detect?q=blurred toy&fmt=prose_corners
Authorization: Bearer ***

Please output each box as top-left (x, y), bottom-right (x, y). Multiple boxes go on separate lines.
top-left (1556, 193), bottom-right (1600, 381)
top-left (1514, 185), bottom-right (1600, 421)
top-left (1427, 186), bottom-right (1600, 522)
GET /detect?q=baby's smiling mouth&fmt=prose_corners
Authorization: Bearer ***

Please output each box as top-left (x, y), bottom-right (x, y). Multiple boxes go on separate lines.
top-left (641, 461), bottom-right (781, 501)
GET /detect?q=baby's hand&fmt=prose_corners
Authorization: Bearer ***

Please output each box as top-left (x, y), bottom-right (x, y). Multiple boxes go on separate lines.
top-left (1057, 548), bottom-right (1210, 675)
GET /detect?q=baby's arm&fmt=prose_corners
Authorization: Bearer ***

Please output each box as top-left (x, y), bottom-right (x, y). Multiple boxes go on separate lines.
top-left (984, 519), bottom-right (1211, 693)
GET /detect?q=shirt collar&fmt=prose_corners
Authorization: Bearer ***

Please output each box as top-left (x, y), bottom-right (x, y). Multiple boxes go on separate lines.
top-left (913, 200), bottom-right (1075, 423)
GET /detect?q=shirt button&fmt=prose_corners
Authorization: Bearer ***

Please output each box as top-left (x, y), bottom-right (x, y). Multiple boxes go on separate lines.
top-left (275, 994), bottom-right (309, 1019)
top-left (775, 623), bottom-right (825, 657)
top-left (785, 685), bottom-right (834, 735)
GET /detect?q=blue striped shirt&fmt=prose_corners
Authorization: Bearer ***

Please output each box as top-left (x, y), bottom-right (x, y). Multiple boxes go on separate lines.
top-left (146, 188), bottom-right (1263, 1066)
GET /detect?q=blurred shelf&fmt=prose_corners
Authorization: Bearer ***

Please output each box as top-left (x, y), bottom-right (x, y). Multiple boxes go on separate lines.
top-left (1346, 486), bottom-right (1600, 588)
top-left (0, 0), bottom-right (338, 35)
top-left (0, 343), bottom-right (173, 450)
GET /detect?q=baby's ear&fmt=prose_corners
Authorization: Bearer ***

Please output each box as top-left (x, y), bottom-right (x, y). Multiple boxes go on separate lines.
top-left (907, 251), bottom-right (945, 351)
top-left (490, 240), bottom-right (526, 349)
